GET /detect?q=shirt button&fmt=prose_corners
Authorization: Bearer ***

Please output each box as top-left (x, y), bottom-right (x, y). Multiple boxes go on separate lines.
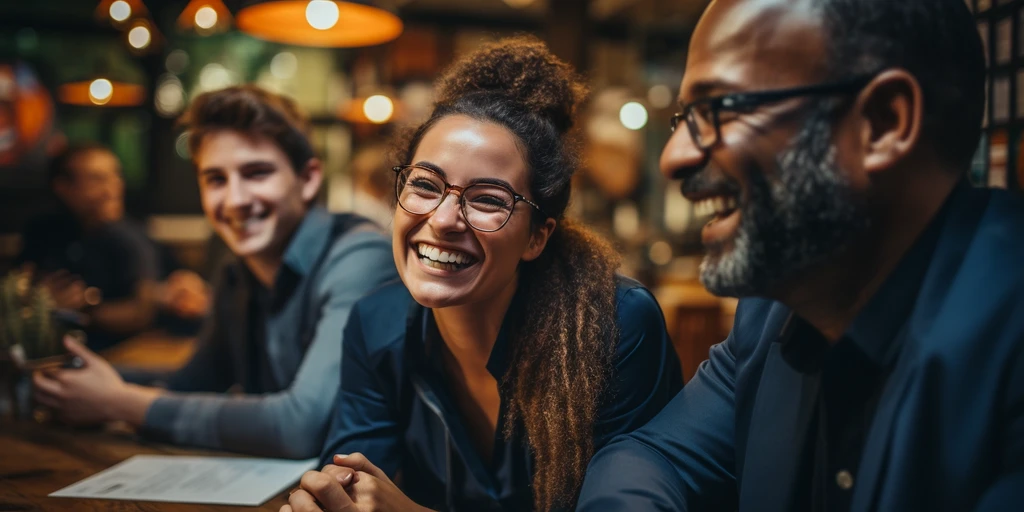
top-left (836, 469), bottom-right (855, 490)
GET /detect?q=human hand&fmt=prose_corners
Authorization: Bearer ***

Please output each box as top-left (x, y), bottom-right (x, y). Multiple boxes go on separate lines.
top-left (161, 270), bottom-right (210, 319)
top-left (37, 271), bottom-right (93, 311)
top-left (32, 335), bottom-right (126, 425)
top-left (281, 453), bottom-right (432, 512)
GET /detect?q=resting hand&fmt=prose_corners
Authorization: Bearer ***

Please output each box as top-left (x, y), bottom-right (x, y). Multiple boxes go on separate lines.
top-left (37, 270), bottom-right (90, 311)
top-left (161, 270), bottom-right (210, 319)
top-left (282, 454), bottom-right (432, 512)
top-left (32, 336), bottom-right (127, 425)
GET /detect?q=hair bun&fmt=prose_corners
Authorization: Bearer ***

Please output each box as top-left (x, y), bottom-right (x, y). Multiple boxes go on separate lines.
top-left (435, 36), bottom-right (587, 133)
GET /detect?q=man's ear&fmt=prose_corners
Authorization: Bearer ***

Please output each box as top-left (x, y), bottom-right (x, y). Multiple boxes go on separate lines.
top-left (855, 69), bottom-right (924, 175)
top-left (299, 158), bottom-right (324, 204)
top-left (522, 218), bottom-right (557, 262)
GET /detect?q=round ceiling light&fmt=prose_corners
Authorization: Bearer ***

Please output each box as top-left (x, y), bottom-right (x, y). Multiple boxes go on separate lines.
top-left (109, 0), bottom-right (132, 22)
top-left (237, 1), bottom-right (403, 47)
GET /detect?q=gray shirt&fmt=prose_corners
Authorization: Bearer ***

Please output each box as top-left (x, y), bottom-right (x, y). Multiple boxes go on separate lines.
top-left (132, 208), bottom-right (397, 458)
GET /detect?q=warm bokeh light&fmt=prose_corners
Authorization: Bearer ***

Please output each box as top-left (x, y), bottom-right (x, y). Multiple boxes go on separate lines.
top-left (177, 0), bottom-right (232, 34)
top-left (166, 50), bottom-right (190, 74)
top-left (89, 79), bottom-right (113, 105)
top-left (619, 101), bottom-right (649, 130)
top-left (270, 52), bottom-right (298, 79)
top-left (306, 0), bottom-right (340, 30)
top-left (649, 241), bottom-right (674, 266)
top-left (647, 85), bottom-right (674, 110)
top-left (109, 0), bottom-right (132, 22)
top-left (60, 80), bottom-right (145, 107)
top-left (195, 6), bottom-right (218, 29)
top-left (128, 25), bottom-right (151, 49)
top-left (199, 63), bottom-right (233, 91)
top-left (155, 75), bottom-right (185, 117)
top-left (503, 0), bottom-right (536, 8)
top-left (363, 95), bottom-right (395, 124)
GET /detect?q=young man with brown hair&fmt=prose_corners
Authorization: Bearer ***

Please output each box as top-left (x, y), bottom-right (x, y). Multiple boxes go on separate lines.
top-left (34, 85), bottom-right (397, 459)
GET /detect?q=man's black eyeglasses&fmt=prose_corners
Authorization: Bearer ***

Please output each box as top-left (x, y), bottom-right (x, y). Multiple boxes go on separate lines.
top-left (670, 76), bottom-right (875, 150)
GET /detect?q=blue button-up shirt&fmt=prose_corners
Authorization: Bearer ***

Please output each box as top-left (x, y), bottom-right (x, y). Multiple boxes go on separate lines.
top-left (320, 276), bottom-right (683, 511)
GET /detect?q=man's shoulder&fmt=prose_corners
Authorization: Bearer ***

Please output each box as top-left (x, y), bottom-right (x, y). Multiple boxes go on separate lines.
top-left (96, 218), bottom-right (155, 253)
top-left (940, 187), bottom-right (1024, 307)
top-left (725, 297), bottom-right (793, 367)
top-left (320, 213), bottom-right (391, 260)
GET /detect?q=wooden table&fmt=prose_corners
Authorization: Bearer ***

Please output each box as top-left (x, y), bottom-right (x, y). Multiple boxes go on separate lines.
top-left (0, 421), bottom-right (290, 511)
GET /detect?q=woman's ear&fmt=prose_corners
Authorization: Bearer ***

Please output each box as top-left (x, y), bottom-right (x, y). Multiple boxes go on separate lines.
top-left (522, 218), bottom-right (557, 262)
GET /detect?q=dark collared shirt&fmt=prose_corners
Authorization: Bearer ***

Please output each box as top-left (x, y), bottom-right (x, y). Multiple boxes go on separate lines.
top-left (320, 276), bottom-right (683, 511)
top-left (16, 211), bottom-right (160, 350)
top-left (780, 205), bottom-right (946, 512)
top-left (133, 209), bottom-right (397, 458)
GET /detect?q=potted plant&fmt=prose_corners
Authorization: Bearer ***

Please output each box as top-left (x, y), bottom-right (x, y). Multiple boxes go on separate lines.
top-left (0, 269), bottom-right (83, 419)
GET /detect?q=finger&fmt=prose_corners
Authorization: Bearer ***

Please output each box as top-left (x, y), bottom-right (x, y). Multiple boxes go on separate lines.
top-left (333, 453), bottom-right (388, 482)
top-left (32, 371), bottom-right (64, 397)
top-left (278, 505), bottom-right (293, 512)
top-left (287, 489), bottom-right (325, 512)
top-left (63, 336), bottom-right (101, 365)
top-left (299, 470), bottom-right (354, 511)
top-left (32, 389), bottom-right (63, 409)
top-left (319, 464), bottom-right (357, 486)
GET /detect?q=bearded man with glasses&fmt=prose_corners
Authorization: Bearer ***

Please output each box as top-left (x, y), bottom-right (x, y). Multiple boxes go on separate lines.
top-left (578, 0), bottom-right (1024, 511)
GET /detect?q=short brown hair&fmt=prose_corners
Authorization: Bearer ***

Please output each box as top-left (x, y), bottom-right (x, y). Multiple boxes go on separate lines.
top-left (178, 85), bottom-right (314, 173)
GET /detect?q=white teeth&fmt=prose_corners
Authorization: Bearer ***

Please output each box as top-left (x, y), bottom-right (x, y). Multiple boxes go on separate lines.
top-left (415, 243), bottom-right (475, 268)
top-left (694, 196), bottom-right (738, 218)
top-left (228, 217), bottom-right (259, 231)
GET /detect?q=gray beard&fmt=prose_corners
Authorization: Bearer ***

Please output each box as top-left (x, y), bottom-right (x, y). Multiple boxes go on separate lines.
top-left (700, 107), bottom-right (869, 297)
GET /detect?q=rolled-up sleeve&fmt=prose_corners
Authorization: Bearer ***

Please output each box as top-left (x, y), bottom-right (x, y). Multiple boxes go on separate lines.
top-left (142, 231), bottom-right (396, 459)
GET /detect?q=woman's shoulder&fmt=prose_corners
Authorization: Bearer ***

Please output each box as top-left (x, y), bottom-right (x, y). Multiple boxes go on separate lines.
top-left (610, 275), bottom-right (671, 358)
top-left (349, 279), bottom-right (416, 351)
top-left (612, 275), bottom-right (660, 314)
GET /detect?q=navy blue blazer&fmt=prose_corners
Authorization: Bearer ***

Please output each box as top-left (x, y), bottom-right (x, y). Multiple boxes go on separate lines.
top-left (577, 184), bottom-right (1024, 512)
top-left (320, 276), bottom-right (682, 511)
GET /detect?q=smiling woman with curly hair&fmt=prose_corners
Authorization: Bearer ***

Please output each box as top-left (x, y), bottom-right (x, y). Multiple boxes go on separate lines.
top-left (284, 37), bottom-right (683, 512)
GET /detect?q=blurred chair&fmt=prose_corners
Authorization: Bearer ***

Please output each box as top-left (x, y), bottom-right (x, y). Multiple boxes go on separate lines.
top-left (656, 277), bottom-right (737, 383)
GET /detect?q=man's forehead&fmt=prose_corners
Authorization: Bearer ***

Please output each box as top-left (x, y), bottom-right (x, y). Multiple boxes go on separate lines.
top-left (74, 150), bottom-right (120, 173)
top-left (682, 0), bottom-right (829, 97)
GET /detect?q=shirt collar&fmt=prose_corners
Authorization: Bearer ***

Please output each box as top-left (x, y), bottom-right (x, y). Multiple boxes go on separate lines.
top-left (415, 281), bottom-right (526, 382)
top-left (781, 181), bottom-right (960, 370)
top-left (484, 285), bottom-right (526, 380)
top-left (281, 206), bottom-right (333, 277)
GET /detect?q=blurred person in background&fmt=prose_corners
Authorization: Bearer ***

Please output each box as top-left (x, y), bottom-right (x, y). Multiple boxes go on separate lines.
top-left (33, 85), bottom-right (398, 459)
top-left (285, 37), bottom-right (681, 512)
top-left (16, 143), bottom-right (207, 351)
top-left (577, 0), bottom-right (1024, 511)
top-left (349, 141), bottom-right (397, 232)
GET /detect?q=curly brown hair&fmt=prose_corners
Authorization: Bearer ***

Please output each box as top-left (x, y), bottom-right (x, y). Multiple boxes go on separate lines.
top-left (399, 36), bottom-right (621, 510)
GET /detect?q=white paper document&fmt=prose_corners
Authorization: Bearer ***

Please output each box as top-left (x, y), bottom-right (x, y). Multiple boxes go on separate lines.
top-left (49, 455), bottom-right (318, 506)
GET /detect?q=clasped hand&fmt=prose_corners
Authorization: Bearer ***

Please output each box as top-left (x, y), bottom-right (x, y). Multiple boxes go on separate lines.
top-left (282, 453), bottom-right (432, 512)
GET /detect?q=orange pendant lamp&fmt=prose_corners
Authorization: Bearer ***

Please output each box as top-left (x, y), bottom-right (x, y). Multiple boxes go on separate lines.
top-left (58, 78), bottom-right (145, 107)
top-left (177, 0), bottom-right (233, 35)
top-left (237, 1), bottom-right (403, 48)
